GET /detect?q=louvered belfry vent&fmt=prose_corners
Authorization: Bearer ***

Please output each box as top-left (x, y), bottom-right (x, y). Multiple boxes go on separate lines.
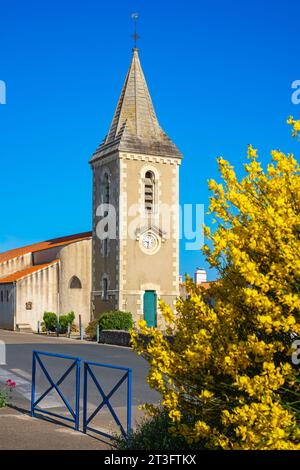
top-left (145, 171), bottom-right (154, 212)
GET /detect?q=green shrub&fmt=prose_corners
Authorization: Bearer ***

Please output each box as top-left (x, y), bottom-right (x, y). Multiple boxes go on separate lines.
top-left (43, 312), bottom-right (57, 332)
top-left (85, 319), bottom-right (98, 339)
top-left (99, 311), bottom-right (133, 332)
top-left (114, 410), bottom-right (203, 450)
top-left (59, 312), bottom-right (75, 334)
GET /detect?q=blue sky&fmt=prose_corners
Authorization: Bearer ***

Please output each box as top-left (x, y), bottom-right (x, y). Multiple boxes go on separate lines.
top-left (0, 0), bottom-right (299, 280)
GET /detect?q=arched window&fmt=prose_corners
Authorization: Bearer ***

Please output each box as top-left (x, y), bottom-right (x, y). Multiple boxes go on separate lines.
top-left (145, 171), bottom-right (155, 212)
top-left (103, 173), bottom-right (110, 204)
top-left (69, 276), bottom-right (82, 289)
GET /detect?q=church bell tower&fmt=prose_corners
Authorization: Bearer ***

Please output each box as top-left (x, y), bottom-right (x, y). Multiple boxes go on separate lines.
top-left (90, 48), bottom-right (182, 328)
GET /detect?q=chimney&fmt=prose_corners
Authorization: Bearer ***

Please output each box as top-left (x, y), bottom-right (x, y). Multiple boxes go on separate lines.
top-left (195, 268), bottom-right (207, 285)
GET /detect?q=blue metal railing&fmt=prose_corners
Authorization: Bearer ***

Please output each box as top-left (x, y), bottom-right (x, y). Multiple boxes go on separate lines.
top-left (31, 351), bottom-right (132, 439)
top-left (83, 361), bottom-right (132, 441)
top-left (31, 351), bottom-right (81, 431)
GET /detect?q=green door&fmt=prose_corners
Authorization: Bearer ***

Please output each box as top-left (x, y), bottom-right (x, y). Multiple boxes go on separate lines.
top-left (144, 291), bottom-right (157, 328)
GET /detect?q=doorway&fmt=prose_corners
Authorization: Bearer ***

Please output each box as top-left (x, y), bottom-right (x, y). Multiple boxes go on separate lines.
top-left (143, 291), bottom-right (157, 328)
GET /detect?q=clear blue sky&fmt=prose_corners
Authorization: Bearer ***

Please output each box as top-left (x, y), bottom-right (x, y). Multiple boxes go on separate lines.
top-left (0, 0), bottom-right (299, 280)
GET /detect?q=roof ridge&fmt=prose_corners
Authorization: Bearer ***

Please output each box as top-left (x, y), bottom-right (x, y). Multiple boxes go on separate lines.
top-left (0, 231), bottom-right (92, 265)
top-left (0, 260), bottom-right (60, 284)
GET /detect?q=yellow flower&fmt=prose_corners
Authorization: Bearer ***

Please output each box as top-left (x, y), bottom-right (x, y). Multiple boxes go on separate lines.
top-left (199, 389), bottom-right (214, 403)
top-left (130, 128), bottom-right (300, 449)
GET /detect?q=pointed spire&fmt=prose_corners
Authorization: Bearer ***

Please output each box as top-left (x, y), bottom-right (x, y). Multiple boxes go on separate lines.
top-left (106, 48), bottom-right (161, 144)
top-left (91, 49), bottom-right (182, 161)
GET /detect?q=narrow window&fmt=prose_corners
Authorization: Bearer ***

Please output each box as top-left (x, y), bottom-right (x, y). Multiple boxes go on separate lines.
top-left (0, 291), bottom-right (3, 302)
top-left (103, 173), bottom-right (110, 204)
top-left (6, 291), bottom-right (9, 302)
top-left (69, 276), bottom-right (82, 289)
top-left (145, 171), bottom-right (155, 212)
top-left (102, 277), bottom-right (108, 301)
top-left (103, 238), bottom-right (108, 257)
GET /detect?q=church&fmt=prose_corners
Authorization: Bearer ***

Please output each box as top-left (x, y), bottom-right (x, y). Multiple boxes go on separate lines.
top-left (0, 48), bottom-right (184, 332)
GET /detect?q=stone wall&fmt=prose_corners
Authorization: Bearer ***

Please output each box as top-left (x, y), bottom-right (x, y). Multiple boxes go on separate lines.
top-left (99, 329), bottom-right (131, 347)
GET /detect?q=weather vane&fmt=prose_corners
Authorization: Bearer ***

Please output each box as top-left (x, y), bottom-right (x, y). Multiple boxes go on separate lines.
top-left (131, 13), bottom-right (140, 49)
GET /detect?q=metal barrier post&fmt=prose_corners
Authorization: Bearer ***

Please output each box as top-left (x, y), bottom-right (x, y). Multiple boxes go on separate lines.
top-left (79, 315), bottom-right (82, 336)
top-left (127, 368), bottom-right (132, 441)
top-left (83, 363), bottom-right (88, 434)
top-left (96, 324), bottom-right (100, 343)
top-left (67, 322), bottom-right (71, 338)
top-left (75, 359), bottom-right (80, 431)
top-left (31, 352), bottom-right (36, 417)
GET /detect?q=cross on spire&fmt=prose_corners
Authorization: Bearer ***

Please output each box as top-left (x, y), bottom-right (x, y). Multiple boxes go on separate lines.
top-left (131, 13), bottom-right (140, 49)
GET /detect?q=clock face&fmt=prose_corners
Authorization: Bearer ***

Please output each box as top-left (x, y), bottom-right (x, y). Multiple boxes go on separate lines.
top-left (142, 233), bottom-right (155, 249)
top-left (141, 232), bottom-right (160, 254)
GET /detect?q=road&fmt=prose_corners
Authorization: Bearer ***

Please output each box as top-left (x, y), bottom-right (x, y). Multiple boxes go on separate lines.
top-left (0, 329), bottom-right (159, 437)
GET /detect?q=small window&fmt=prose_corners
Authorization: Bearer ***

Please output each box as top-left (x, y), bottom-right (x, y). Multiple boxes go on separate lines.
top-left (0, 291), bottom-right (3, 302)
top-left (102, 277), bottom-right (108, 301)
top-left (145, 171), bottom-right (155, 212)
top-left (6, 291), bottom-right (9, 302)
top-left (103, 173), bottom-right (110, 204)
top-left (103, 238), bottom-right (108, 257)
top-left (69, 276), bottom-right (82, 289)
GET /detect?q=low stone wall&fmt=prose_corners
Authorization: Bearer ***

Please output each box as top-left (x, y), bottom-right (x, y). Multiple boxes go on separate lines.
top-left (99, 329), bottom-right (131, 347)
top-left (98, 330), bottom-right (174, 348)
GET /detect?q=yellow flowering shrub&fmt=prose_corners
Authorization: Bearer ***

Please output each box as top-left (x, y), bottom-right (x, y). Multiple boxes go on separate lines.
top-left (131, 120), bottom-right (300, 449)
top-left (288, 116), bottom-right (300, 138)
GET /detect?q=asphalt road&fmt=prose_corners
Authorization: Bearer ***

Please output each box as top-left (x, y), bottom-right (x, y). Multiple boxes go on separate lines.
top-left (0, 330), bottom-right (159, 435)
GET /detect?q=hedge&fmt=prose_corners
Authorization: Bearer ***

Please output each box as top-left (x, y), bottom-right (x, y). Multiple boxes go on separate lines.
top-left (99, 311), bottom-right (133, 332)
top-left (85, 311), bottom-right (133, 339)
top-left (43, 311), bottom-right (75, 333)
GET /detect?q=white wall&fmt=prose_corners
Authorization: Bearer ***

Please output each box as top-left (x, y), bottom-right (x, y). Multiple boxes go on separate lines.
top-left (58, 239), bottom-right (92, 327)
top-left (0, 253), bottom-right (32, 279)
top-left (16, 263), bottom-right (59, 331)
top-left (195, 269), bottom-right (207, 284)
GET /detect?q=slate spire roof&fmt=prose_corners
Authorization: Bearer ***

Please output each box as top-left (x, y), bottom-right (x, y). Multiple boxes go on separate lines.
top-left (91, 48), bottom-right (182, 161)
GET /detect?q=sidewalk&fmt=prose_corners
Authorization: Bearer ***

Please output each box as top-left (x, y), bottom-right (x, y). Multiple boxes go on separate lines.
top-left (0, 406), bottom-right (111, 450)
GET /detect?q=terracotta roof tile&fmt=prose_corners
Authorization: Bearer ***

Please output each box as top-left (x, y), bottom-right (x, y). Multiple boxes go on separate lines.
top-left (0, 260), bottom-right (59, 284)
top-left (0, 231), bottom-right (92, 264)
top-left (201, 282), bottom-right (212, 290)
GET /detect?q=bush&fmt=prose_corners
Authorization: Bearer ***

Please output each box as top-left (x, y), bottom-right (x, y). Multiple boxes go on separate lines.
top-left (114, 410), bottom-right (203, 450)
top-left (59, 312), bottom-right (75, 334)
top-left (99, 311), bottom-right (133, 332)
top-left (85, 319), bottom-right (98, 340)
top-left (42, 311), bottom-right (75, 334)
top-left (43, 312), bottom-right (57, 332)
top-left (132, 127), bottom-right (300, 450)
